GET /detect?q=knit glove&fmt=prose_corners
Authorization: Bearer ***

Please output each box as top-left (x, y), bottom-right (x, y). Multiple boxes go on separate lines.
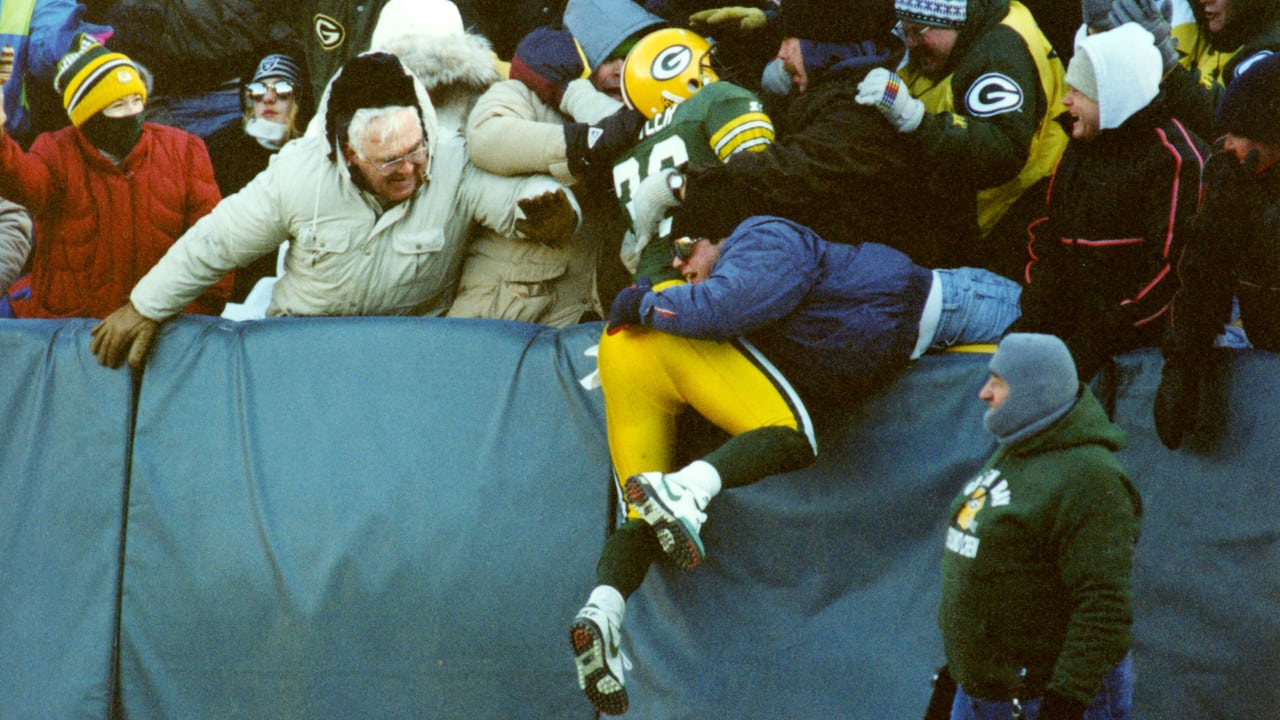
top-left (607, 277), bottom-right (652, 334)
top-left (508, 26), bottom-right (588, 108)
top-left (564, 105), bottom-right (646, 177)
top-left (1082, 0), bottom-right (1117, 29)
top-left (855, 67), bottom-right (925, 133)
top-left (689, 6), bottom-right (768, 31)
top-left (1154, 361), bottom-right (1200, 450)
top-left (632, 167), bottom-right (682, 241)
top-left (1037, 691), bottom-right (1089, 720)
top-left (1109, 0), bottom-right (1179, 73)
top-left (921, 665), bottom-right (957, 720)
top-left (516, 188), bottom-right (578, 247)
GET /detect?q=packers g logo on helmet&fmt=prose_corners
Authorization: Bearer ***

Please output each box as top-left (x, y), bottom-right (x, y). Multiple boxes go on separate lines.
top-left (622, 28), bottom-right (719, 119)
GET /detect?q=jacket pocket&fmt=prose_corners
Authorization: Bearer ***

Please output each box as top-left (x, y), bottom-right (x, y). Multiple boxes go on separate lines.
top-left (451, 255), bottom-right (567, 324)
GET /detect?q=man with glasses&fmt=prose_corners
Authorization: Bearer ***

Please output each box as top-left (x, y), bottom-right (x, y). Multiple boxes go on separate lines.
top-left (854, 0), bottom-right (1068, 282)
top-left (89, 52), bottom-right (580, 369)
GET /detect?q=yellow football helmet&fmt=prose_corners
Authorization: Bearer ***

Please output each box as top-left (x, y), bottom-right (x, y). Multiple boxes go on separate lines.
top-left (621, 28), bottom-right (719, 119)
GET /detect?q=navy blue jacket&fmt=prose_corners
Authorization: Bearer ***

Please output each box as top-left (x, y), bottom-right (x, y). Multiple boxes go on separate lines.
top-left (637, 216), bottom-right (932, 401)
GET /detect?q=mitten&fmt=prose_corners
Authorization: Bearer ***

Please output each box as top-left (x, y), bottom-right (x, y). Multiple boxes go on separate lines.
top-left (855, 67), bottom-right (925, 133)
top-left (1153, 361), bottom-right (1200, 450)
top-left (564, 106), bottom-right (646, 176)
top-left (607, 277), bottom-right (653, 334)
top-left (508, 26), bottom-right (588, 108)
top-left (1109, 0), bottom-right (1179, 73)
top-left (689, 6), bottom-right (768, 31)
top-left (1037, 690), bottom-right (1089, 720)
top-left (921, 665), bottom-right (956, 720)
top-left (516, 188), bottom-right (578, 247)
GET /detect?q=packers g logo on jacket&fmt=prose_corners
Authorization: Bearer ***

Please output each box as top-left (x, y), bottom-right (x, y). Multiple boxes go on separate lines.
top-left (964, 72), bottom-right (1023, 117)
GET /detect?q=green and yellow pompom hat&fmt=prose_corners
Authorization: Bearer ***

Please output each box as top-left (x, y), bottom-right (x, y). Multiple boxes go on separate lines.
top-left (54, 34), bottom-right (147, 128)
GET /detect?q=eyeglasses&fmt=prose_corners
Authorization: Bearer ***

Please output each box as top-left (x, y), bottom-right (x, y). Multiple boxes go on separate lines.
top-left (897, 21), bottom-right (935, 41)
top-left (672, 236), bottom-right (698, 261)
top-left (245, 80), bottom-right (294, 101)
top-left (372, 142), bottom-right (429, 176)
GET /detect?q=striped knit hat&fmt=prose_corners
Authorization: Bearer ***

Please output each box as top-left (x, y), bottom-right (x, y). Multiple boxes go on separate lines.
top-left (55, 34), bottom-right (147, 127)
top-left (895, 0), bottom-right (967, 28)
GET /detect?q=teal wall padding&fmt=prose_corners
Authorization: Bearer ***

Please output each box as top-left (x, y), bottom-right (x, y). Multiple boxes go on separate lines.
top-left (116, 317), bottom-right (612, 720)
top-left (0, 320), bottom-right (133, 720)
top-left (1, 316), bottom-right (1277, 720)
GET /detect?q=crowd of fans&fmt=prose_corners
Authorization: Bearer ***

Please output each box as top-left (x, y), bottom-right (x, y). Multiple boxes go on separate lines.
top-left (0, 0), bottom-right (1277, 717)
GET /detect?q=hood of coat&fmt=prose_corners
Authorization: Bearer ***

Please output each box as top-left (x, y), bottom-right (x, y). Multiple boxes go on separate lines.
top-left (309, 52), bottom-right (440, 188)
top-left (373, 29), bottom-right (499, 97)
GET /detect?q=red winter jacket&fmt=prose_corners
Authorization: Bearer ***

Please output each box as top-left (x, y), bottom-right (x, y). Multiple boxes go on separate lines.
top-left (0, 122), bottom-right (231, 318)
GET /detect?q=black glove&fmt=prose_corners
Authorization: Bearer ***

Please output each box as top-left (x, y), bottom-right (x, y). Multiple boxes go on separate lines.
top-left (1198, 147), bottom-right (1266, 251)
top-left (922, 665), bottom-right (956, 720)
top-left (564, 106), bottom-right (646, 177)
top-left (1037, 690), bottom-right (1089, 720)
top-left (1153, 361), bottom-right (1200, 450)
top-left (508, 26), bottom-right (586, 108)
top-left (606, 277), bottom-right (652, 335)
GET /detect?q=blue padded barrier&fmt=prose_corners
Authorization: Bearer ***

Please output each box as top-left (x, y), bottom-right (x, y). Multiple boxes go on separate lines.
top-left (117, 316), bottom-right (612, 720)
top-left (0, 320), bottom-right (133, 720)
top-left (2, 315), bottom-right (1277, 720)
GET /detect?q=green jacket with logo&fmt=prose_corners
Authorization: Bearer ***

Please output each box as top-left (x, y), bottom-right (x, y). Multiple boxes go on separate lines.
top-left (939, 385), bottom-right (1141, 705)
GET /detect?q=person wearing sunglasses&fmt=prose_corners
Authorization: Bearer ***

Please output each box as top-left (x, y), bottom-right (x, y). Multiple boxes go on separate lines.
top-left (89, 52), bottom-right (580, 369)
top-left (205, 48), bottom-right (316, 306)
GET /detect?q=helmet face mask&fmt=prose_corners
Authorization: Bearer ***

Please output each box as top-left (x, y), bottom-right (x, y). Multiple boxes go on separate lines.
top-left (621, 28), bottom-right (719, 119)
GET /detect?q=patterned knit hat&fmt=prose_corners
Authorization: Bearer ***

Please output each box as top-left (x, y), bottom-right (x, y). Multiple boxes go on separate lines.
top-left (895, 0), bottom-right (967, 28)
top-left (55, 34), bottom-right (147, 127)
top-left (1217, 51), bottom-right (1280, 146)
top-left (250, 53), bottom-right (305, 87)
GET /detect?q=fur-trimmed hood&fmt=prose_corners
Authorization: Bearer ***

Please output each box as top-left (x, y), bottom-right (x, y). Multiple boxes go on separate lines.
top-left (377, 30), bottom-right (500, 132)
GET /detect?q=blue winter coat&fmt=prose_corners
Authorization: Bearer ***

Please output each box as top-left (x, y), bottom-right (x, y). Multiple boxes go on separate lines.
top-left (637, 215), bottom-right (932, 401)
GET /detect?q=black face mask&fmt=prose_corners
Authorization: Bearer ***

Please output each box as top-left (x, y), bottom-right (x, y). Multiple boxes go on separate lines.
top-left (80, 112), bottom-right (144, 158)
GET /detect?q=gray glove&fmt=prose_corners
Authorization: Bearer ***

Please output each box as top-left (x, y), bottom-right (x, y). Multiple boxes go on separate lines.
top-left (1110, 0), bottom-right (1179, 73)
top-left (1082, 0), bottom-right (1117, 29)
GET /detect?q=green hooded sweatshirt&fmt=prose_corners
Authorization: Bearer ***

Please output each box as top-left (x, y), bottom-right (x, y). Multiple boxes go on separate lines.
top-left (939, 384), bottom-right (1141, 704)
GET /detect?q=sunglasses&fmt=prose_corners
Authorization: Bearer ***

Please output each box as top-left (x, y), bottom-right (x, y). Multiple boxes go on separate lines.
top-left (373, 142), bottom-right (429, 176)
top-left (672, 236), bottom-right (698, 261)
top-left (245, 80), bottom-right (294, 101)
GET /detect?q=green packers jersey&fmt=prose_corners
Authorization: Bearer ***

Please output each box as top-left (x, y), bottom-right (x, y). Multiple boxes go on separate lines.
top-left (612, 81), bottom-right (772, 282)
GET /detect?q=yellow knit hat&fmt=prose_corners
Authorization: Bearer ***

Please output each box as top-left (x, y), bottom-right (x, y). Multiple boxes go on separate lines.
top-left (55, 34), bottom-right (147, 127)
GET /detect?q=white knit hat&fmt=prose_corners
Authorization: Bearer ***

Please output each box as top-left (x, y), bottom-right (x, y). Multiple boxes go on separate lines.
top-left (1067, 22), bottom-right (1162, 130)
top-left (370, 0), bottom-right (465, 51)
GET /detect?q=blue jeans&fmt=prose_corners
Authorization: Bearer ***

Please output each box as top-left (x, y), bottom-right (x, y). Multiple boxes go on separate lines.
top-left (930, 267), bottom-right (1023, 350)
top-left (951, 653), bottom-right (1134, 720)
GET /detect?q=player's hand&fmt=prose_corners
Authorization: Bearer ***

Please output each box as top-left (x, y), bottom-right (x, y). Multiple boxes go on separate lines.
top-left (564, 105), bottom-right (645, 176)
top-left (855, 67), bottom-right (925, 133)
top-left (90, 301), bottom-right (161, 369)
top-left (516, 188), bottom-right (578, 247)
